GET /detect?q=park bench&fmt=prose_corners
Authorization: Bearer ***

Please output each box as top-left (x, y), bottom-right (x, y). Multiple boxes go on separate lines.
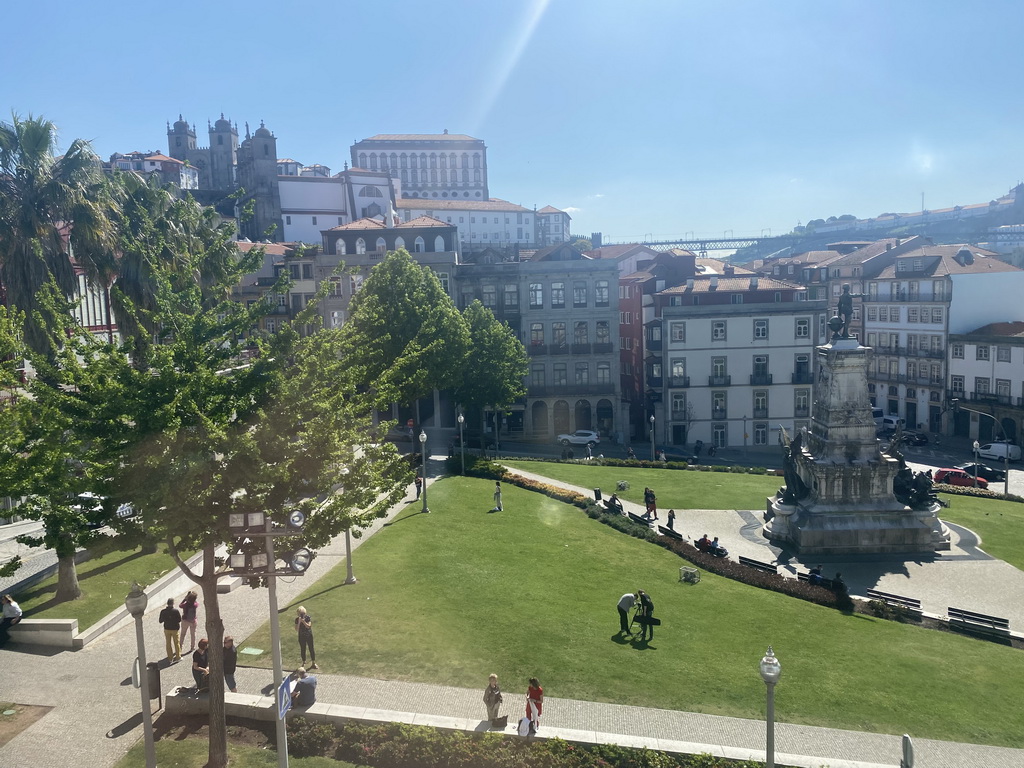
top-left (658, 525), bottom-right (683, 540)
top-left (602, 499), bottom-right (625, 515)
top-left (797, 572), bottom-right (836, 591)
top-left (737, 555), bottom-right (777, 574)
top-left (865, 588), bottom-right (922, 618)
top-left (947, 606), bottom-right (1010, 638)
top-left (627, 511), bottom-right (652, 527)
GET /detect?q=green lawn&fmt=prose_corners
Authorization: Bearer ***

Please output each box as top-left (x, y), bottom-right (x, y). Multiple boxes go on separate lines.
top-left (241, 476), bottom-right (1024, 748)
top-left (939, 494), bottom-right (1024, 570)
top-left (15, 542), bottom-right (186, 629)
top-left (501, 460), bottom-right (780, 510)
top-left (114, 738), bottom-right (354, 768)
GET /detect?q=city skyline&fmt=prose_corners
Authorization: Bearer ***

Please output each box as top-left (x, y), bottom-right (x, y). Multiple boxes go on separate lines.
top-left (4, 0), bottom-right (1023, 242)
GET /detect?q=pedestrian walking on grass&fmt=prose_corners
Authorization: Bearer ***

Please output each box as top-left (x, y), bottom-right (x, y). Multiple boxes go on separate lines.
top-left (415, 475), bottom-right (423, 499)
top-left (179, 591), bottom-right (199, 653)
top-left (483, 673), bottom-right (504, 726)
top-left (493, 481), bottom-right (503, 511)
top-left (158, 598), bottom-right (182, 662)
top-left (223, 635), bottom-right (238, 692)
top-left (295, 606), bottom-right (318, 669)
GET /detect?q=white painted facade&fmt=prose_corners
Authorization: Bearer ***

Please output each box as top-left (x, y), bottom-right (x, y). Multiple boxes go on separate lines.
top-left (397, 200), bottom-right (535, 248)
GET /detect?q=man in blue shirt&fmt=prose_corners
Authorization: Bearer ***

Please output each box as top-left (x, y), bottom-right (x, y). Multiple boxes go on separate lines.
top-left (291, 667), bottom-right (317, 707)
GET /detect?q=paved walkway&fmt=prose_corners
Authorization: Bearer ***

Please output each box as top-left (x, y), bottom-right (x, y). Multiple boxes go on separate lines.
top-left (1, 459), bottom-right (1023, 768)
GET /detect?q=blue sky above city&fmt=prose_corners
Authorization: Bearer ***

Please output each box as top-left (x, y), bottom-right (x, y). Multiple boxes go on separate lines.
top-left (4, 0), bottom-right (1023, 242)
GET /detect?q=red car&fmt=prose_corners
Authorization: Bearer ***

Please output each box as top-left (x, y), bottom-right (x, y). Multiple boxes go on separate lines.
top-left (933, 468), bottom-right (988, 489)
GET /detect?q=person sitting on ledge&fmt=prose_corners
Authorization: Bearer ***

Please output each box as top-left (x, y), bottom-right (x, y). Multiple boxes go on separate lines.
top-left (710, 536), bottom-right (725, 556)
top-left (808, 564), bottom-right (824, 586)
top-left (291, 667), bottom-right (317, 707)
top-left (696, 534), bottom-right (712, 553)
top-left (606, 493), bottom-right (624, 514)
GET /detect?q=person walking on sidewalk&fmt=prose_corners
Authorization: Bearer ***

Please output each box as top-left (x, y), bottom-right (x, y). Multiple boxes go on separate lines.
top-left (223, 635), bottom-right (238, 692)
top-left (526, 677), bottom-right (544, 731)
top-left (667, 509), bottom-right (676, 531)
top-left (295, 606), bottom-right (318, 669)
top-left (483, 673), bottom-right (504, 727)
top-left (493, 481), bottom-right (503, 511)
top-left (179, 591), bottom-right (199, 653)
top-left (158, 598), bottom-right (182, 662)
top-left (415, 475), bottom-right (423, 499)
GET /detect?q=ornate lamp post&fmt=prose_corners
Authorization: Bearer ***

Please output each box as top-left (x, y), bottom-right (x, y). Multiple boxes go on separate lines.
top-left (125, 582), bottom-right (157, 768)
top-left (649, 415), bottom-right (656, 461)
top-left (457, 412), bottom-right (465, 475)
top-left (419, 430), bottom-right (430, 513)
top-left (759, 646), bottom-right (782, 768)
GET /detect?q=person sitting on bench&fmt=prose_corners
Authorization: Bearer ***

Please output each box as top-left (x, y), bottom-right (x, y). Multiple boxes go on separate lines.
top-left (606, 493), bottom-right (624, 514)
top-left (696, 534), bottom-right (712, 553)
top-left (808, 565), bottom-right (824, 586)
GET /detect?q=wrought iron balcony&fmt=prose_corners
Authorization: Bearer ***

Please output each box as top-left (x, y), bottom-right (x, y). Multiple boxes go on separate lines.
top-left (749, 373), bottom-right (773, 386)
top-left (708, 375), bottom-right (731, 387)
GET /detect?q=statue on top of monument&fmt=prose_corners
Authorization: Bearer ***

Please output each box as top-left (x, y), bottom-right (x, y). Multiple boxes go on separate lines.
top-left (834, 284), bottom-right (865, 340)
top-left (778, 426), bottom-right (809, 504)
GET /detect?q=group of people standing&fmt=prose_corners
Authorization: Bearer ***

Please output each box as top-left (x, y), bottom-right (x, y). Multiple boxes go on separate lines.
top-left (483, 674), bottom-right (544, 734)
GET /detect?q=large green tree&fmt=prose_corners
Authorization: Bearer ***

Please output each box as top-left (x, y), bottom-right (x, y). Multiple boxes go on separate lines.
top-left (341, 249), bottom-right (469, 412)
top-left (0, 114), bottom-right (117, 353)
top-left (452, 300), bottom-right (527, 429)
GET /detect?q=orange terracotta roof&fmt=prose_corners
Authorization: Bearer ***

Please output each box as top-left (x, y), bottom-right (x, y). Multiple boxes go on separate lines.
top-left (872, 244), bottom-right (1012, 278)
top-left (398, 215), bottom-right (453, 228)
top-left (660, 275), bottom-right (802, 294)
top-left (537, 205), bottom-right (565, 214)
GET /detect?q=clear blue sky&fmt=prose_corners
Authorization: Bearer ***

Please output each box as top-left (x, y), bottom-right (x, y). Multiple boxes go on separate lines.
top-left (4, 0), bottom-right (1023, 242)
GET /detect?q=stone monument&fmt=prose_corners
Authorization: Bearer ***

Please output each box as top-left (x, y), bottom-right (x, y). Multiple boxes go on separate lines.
top-left (764, 313), bottom-right (950, 555)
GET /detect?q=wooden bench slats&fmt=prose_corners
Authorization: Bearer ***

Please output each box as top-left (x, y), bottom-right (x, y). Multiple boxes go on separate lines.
top-left (865, 588), bottom-right (922, 611)
top-left (737, 555), bottom-right (776, 574)
top-left (948, 606), bottom-right (1010, 634)
top-left (658, 525), bottom-right (683, 540)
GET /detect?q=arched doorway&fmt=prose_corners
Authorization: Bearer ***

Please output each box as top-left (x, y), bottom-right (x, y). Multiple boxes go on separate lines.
top-left (596, 399), bottom-right (614, 436)
top-left (1001, 417), bottom-right (1017, 444)
top-left (531, 401), bottom-right (549, 437)
top-left (575, 399), bottom-right (592, 431)
top-left (553, 400), bottom-right (570, 434)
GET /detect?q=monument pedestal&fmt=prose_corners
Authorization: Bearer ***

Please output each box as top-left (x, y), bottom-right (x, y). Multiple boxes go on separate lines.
top-left (764, 335), bottom-right (950, 556)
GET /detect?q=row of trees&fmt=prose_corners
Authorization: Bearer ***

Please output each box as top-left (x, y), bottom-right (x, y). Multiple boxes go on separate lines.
top-left (0, 114), bottom-right (526, 767)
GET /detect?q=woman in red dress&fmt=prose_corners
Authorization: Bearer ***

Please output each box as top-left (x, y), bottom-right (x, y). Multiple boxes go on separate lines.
top-left (526, 677), bottom-right (544, 728)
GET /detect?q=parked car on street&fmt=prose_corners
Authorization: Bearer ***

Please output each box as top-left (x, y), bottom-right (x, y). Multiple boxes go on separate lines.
top-left (977, 442), bottom-right (1022, 462)
top-left (556, 430), bottom-right (600, 447)
top-left (899, 431), bottom-right (929, 446)
top-left (933, 468), bottom-right (989, 489)
top-left (954, 462), bottom-right (1006, 483)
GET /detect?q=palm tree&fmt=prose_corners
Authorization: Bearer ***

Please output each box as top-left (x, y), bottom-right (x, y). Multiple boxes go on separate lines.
top-left (0, 114), bottom-right (117, 354)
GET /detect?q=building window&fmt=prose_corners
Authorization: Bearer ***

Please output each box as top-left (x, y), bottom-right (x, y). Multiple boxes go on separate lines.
top-left (753, 354), bottom-right (769, 379)
top-left (311, 216), bottom-right (317, 225)
top-left (574, 321), bottom-right (588, 345)
top-left (482, 284), bottom-right (496, 308)
top-left (504, 283), bottom-right (519, 307)
top-left (285, 215), bottom-right (292, 225)
top-left (731, 293), bottom-right (744, 305)
top-left (671, 358), bottom-right (686, 379)
top-left (596, 321), bottom-right (610, 345)
top-left (670, 322), bottom-right (686, 342)
top-left (976, 345), bottom-right (990, 361)
top-left (619, 312), bottom-right (630, 325)
top-left (997, 346), bottom-right (1011, 362)
top-left (951, 343), bottom-right (964, 359)
top-left (575, 363), bottom-right (589, 385)
top-left (975, 377), bottom-right (990, 394)
top-left (996, 379), bottom-right (1011, 397)
top-left (713, 423), bottom-right (727, 447)
top-left (573, 281), bottom-right (587, 308)
top-left (529, 283), bottom-right (543, 308)
top-left (712, 357), bottom-right (726, 379)
top-left (712, 321), bottom-right (726, 341)
top-left (552, 322), bottom-right (566, 347)
top-left (551, 282), bottom-right (565, 308)
top-left (754, 319), bottom-right (768, 339)
top-left (753, 389), bottom-right (768, 413)
top-left (302, 264), bottom-right (313, 280)
top-left (671, 392), bottom-right (687, 415)
top-left (950, 375), bottom-right (965, 393)
top-left (531, 364), bottom-right (545, 387)
top-left (908, 307), bottom-right (918, 323)
top-left (595, 280), bottom-right (609, 307)
top-left (795, 388), bottom-right (809, 413)
top-left (795, 318), bottom-right (809, 338)
top-left (597, 362), bottom-right (611, 384)
top-left (553, 363), bottom-right (567, 386)
top-left (754, 423), bottom-right (768, 446)
top-left (437, 272), bottom-right (450, 294)
top-left (530, 323), bottom-right (544, 345)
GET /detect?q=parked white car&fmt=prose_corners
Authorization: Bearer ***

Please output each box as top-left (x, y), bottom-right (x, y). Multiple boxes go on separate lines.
top-left (557, 430), bottom-right (600, 446)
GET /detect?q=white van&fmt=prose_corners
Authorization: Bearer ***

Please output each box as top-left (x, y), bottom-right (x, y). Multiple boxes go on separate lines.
top-left (882, 415), bottom-right (904, 431)
top-left (872, 408), bottom-right (884, 429)
top-left (977, 442), bottom-right (1022, 462)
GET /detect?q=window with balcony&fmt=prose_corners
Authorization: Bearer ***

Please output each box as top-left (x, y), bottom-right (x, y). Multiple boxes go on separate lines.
top-left (575, 362), bottom-right (589, 385)
top-left (597, 362), bottom-right (610, 384)
top-left (551, 282), bottom-right (565, 308)
top-left (670, 322), bottom-right (686, 342)
top-left (504, 283), bottom-right (519, 308)
top-left (712, 390), bottom-right (727, 419)
top-left (996, 379), bottom-right (1011, 398)
top-left (752, 354), bottom-right (770, 385)
top-left (482, 284), bottom-right (496, 308)
top-left (529, 283), bottom-right (543, 308)
top-left (975, 377), bottom-right (990, 394)
top-left (552, 322), bottom-right (567, 348)
top-left (595, 280), bottom-right (609, 307)
top-left (530, 323), bottom-right (544, 346)
top-left (531, 364), bottom-right (545, 387)
top-left (596, 321), bottom-right (610, 345)
top-left (671, 358), bottom-right (686, 380)
top-left (573, 281), bottom-right (588, 308)
top-left (712, 357), bottom-right (726, 380)
top-left (574, 321), bottom-right (588, 345)
top-left (553, 363), bottom-right (567, 386)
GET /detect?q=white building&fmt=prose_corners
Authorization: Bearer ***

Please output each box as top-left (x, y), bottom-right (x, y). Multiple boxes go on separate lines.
top-left (948, 322), bottom-right (1024, 444)
top-left (536, 205), bottom-right (571, 245)
top-left (278, 167), bottom-right (399, 244)
top-left (350, 132), bottom-right (489, 201)
top-left (397, 198), bottom-right (535, 250)
top-left (650, 276), bottom-right (826, 448)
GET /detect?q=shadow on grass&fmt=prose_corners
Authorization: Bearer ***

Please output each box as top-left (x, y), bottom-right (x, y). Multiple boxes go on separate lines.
top-left (383, 509), bottom-right (430, 527)
top-left (18, 548), bottom-right (149, 612)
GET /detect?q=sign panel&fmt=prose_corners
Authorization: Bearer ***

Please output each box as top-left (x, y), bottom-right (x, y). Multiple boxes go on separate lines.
top-left (278, 677), bottom-right (294, 720)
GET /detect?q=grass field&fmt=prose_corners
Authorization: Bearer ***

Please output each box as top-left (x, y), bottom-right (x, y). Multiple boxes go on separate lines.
top-left (241, 476), bottom-right (1024, 748)
top-left (15, 543), bottom-right (186, 629)
top-left (939, 495), bottom-right (1024, 570)
top-left (114, 738), bottom-right (355, 768)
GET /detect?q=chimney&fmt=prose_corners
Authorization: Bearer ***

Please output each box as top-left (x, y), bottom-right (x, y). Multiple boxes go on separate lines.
top-left (686, 278), bottom-right (694, 290)
top-left (724, 264), bottom-right (735, 276)
top-left (591, 232), bottom-right (603, 248)
top-left (750, 277), bottom-right (759, 289)
top-left (709, 276), bottom-right (718, 290)
top-left (886, 242), bottom-right (892, 251)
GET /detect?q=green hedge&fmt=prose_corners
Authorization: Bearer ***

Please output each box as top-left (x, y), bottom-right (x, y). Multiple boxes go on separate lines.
top-left (288, 719), bottom-right (769, 768)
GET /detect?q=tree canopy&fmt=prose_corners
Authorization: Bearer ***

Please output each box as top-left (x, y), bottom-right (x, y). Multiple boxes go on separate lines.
top-left (453, 300), bottom-right (527, 415)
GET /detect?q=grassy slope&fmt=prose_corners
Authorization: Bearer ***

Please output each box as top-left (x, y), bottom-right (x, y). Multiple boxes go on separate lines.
top-left (242, 477), bottom-right (1024, 748)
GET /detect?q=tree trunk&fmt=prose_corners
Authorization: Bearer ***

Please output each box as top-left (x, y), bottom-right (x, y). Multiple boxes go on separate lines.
top-left (54, 553), bottom-right (81, 602)
top-left (199, 545), bottom-right (228, 768)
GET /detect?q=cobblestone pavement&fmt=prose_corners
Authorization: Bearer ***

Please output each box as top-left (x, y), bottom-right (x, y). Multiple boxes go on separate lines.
top-left (2, 460), bottom-right (1023, 768)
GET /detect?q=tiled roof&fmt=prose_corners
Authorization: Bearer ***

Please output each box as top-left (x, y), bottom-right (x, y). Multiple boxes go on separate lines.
top-left (324, 215), bottom-right (454, 233)
top-left (660, 275), bottom-right (802, 294)
top-left (358, 133), bottom-right (480, 142)
top-left (277, 158), bottom-right (300, 164)
top-left (325, 217), bottom-right (386, 231)
top-left (399, 215), bottom-right (453, 228)
top-left (537, 205), bottom-right (565, 214)
top-left (144, 153), bottom-right (180, 163)
top-left (872, 244), bottom-right (1012, 278)
top-left (236, 241), bottom-right (293, 256)
top-left (826, 238), bottom-right (911, 266)
top-left (961, 321), bottom-right (1024, 338)
top-left (396, 198), bottom-right (531, 212)
top-left (583, 244), bottom-right (658, 260)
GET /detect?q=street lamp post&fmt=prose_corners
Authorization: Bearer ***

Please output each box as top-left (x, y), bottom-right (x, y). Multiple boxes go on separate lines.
top-left (124, 582), bottom-right (157, 768)
top-left (649, 415), bottom-right (656, 461)
top-left (457, 413), bottom-right (465, 475)
top-left (759, 646), bottom-right (782, 768)
top-left (973, 440), bottom-right (980, 487)
top-left (419, 430), bottom-right (430, 513)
